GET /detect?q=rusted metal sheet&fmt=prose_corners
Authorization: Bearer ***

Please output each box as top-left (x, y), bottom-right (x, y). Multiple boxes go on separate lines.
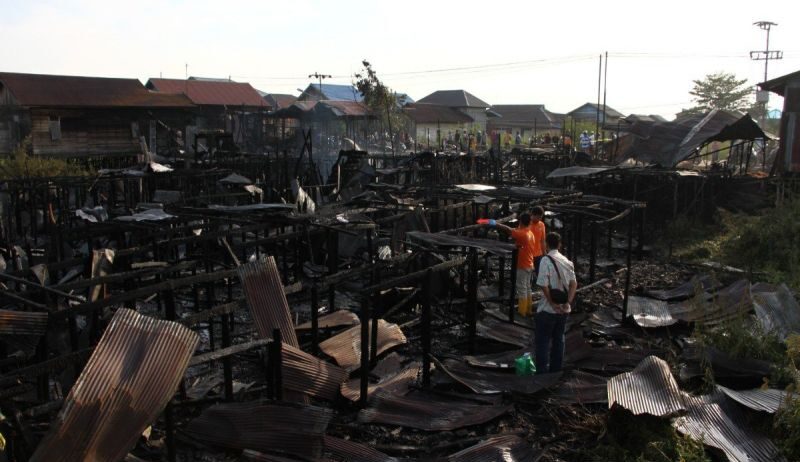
top-left (184, 401), bottom-right (332, 460)
top-left (551, 371), bottom-right (609, 405)
top-left (319, 319), bottom-right (407, 372)
top-left (358, 390), bottom-right (512, 431)
top-left (607, 356), bottom-right (686, 417)
top-left (752, 283), bottom-right (800, 341)
top-left (476, 316), bottom-right (534, 348)
top-left (282, 342), bottom-right (348, 400)
top-left (670, 279), bottom-right (752, 326)
top-left (647, 274), bottom-right (720, 301)
top-left (243, 449), bottom-right (322, 462)
top-left (406, 231), bottom-right (515, 257)
top-left (341, 359), bottom-right (422, 402)
top-left (0, 309), bottom-right (48, 336)
top-left (147, 78), bottom-right (269, 107)
top-left (30, 308), bottom-right (199, 462)
top-left (627, 296), bottom-right (677, 328)
top-left (574, 346), bottom-right (659, 374)
top-left (323, 435), bottom-right (398, 462)
top-left (717, 385), bottom-right (792, 414)
top-left (296, 309), bottom-right (359, 331)
top-left (0, 72), bottom-right (195, 107)
top-left (433, 357), bottom-right (561, 395)
top-left (445, 434), bottom-right (540, 462)
top-left (238, 257), bottom-right (299, 347)
top-left (675, 392), bottom-right (785, 462)
top-left (679, 346), bottom-right (770, 388)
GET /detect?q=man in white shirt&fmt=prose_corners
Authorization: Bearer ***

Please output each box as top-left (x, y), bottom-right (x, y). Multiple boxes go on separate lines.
top-left (535, 232), bottom-right (577, 373)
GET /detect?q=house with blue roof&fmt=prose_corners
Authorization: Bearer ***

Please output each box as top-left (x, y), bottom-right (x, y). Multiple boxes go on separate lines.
top-left (298, 83), bottom-right (363, 102)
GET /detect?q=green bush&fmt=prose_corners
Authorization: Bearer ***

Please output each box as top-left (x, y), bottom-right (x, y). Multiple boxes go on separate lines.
top-left (721, 199), bottom-right (800, 289)
top-left (0, 138), bottom-right (92, 179)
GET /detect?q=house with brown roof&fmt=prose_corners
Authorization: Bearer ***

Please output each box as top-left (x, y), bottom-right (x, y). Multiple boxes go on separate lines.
top-left (760, 69), bottom-right (800, 174)
top-left (487, 104), bottom-right (563, 140)
top-left (403, 103), bottom-right (475, 148)
top-left (0, 72), bottom-right (195, 157)
top-left (146, 77), bottom-right (270, 154)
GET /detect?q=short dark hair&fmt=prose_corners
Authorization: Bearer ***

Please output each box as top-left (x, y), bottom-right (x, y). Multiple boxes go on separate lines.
top-left (531, 206), bottom-right (544, 217)
top-left (518, 213), bottom-right (531, 227)
top-left (545, 231), bottom-right (561, 249)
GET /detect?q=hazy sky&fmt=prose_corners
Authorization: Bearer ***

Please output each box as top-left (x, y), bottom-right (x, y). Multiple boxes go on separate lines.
top-left (1, 0), bottom-right (798, 119)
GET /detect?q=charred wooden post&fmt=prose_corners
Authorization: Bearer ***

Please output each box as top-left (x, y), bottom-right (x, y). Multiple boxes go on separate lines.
top-left (310, 284), bottom-right (319, 355)
top-left (326, 229), bottom-right (338, 311)
top-left (508, 248), bottom-right (518, 323)
top-left (637, 208), bottom-right (645, 260)
top-left (421, 268), bottom-right (433, 389)
top-left (221, 313), bottom-right (233, 401)
top-left (589, 221), bottom-right (598, 283)
top-left (467, 247), bottom-right (478, 355)
top-left (498, 256), bottom-right (506, 299)
top-left (622, 208), bottom-right (634, 321)
top-left (165, 400), bottom-right (176, 462)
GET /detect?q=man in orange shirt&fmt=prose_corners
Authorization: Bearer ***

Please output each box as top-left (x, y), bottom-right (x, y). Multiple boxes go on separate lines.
top-left (484, 213), bottom-right (537, 316)
top-left (529, 206), bottom-right (547, 274)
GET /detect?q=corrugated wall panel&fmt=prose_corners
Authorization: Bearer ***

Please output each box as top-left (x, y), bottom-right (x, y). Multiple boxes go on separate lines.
top-left (30, 308), bottom-right (199, 462)
top-left (607, 356), bottom-right (686, 417)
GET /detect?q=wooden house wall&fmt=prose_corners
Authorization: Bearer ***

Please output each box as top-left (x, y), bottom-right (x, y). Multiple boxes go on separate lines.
top-left (30, 110), bottom-right (139, 157)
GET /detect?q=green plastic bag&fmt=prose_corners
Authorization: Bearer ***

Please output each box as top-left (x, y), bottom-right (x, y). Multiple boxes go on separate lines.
top-left (515, 352), bottom-right (536, 376)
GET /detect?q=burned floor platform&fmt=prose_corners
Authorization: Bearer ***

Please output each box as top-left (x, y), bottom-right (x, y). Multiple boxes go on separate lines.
top-left (0, 149), bottom-right (797, 462)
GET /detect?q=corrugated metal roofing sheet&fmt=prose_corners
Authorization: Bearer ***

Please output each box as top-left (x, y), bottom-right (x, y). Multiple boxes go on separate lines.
top-left (717, 385), bottom-right (793, 414)
top-left (282, 342), bottom-right (348, 400)
top-left (147, 78), bottom-right (269, 107)
top-left (307, 83), bottom-right (363, 102)
top-left (628, 296), bottom-right (678, 328)
top-left (445, 434), bottom-right (540, 462)
top-left (752, 283), bottom-right (800, 342)
top-left (30, 308), bottom-right (198, 462)
top-left (476, 316), bottom-right (534, 348)
top-left (316, 100), bottom-right (371, 118)
top-left (670, 279), bottom-right (752, 326)
top-left (546, 166), bottom-right (615, 179)
top-left (296, 310), bottom-right (360, 331)
top-left (417, 90), bottom-right (489, 109)
top-left (323, 435), bottom-right (399, 462)
top-left (0, 309), bottom-right (48, 336)
top-left (406, 231), bottom-right (516, 257)
top-left (607, 356), bottom-right (687, 417)
top-left (319, 319), bottom-right (407, 372)
top-left (0, 72), bottom-right (195, 108)
top-left (238, 257), bottom-right (299, 347)
top-left (358, 390), bottom-right (512, 431)
top-left (184, 401), bottom-right (332, 460)
top-left (647, 274), bottom-right (720, 301)
top-left (403, 103), bottom-right (474, 124)
top-left (675, 392), bottom-right (785, 462)
top-left (551, 370), bottom-right (609, 405)
top-left (341, 360), bottom-right (422, 402)
top-left (433, 357), bottom-right (561, 395)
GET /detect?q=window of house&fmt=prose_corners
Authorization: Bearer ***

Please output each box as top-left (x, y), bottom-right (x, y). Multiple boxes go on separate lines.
top-left (48, 115), bottom-right (61, 141)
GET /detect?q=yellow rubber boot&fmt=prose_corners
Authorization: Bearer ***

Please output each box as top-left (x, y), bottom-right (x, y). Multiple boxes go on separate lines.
top-left (517, 297), bottom-right (529, 317)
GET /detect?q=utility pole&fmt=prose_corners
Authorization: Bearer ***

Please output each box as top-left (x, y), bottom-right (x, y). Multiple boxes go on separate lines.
top-left (750, 21), bottom-right (782, 127)
top-left (308, 72), bottom-right (332, 101)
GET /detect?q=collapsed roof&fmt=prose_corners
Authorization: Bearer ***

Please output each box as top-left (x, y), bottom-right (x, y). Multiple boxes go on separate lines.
top-left (613, 110), bottom-right (768, 167)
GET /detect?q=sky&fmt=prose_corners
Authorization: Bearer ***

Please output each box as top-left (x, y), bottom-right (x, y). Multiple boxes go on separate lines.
top-left (1, 0), bottom-right (799, 119)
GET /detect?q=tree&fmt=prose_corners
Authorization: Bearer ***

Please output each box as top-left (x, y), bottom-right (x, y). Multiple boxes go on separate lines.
top-left (354, 60), bottom-right (406, 154)
top-left (686, 72), bottom-right (752, 115)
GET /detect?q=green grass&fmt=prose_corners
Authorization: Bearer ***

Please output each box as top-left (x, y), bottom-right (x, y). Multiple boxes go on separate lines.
top-left (583, 410), bottom-right (710, 462)
top-left (661, 204), bottom-right (800, 290)
top-left (0, 139), bottom-right (93, 179)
